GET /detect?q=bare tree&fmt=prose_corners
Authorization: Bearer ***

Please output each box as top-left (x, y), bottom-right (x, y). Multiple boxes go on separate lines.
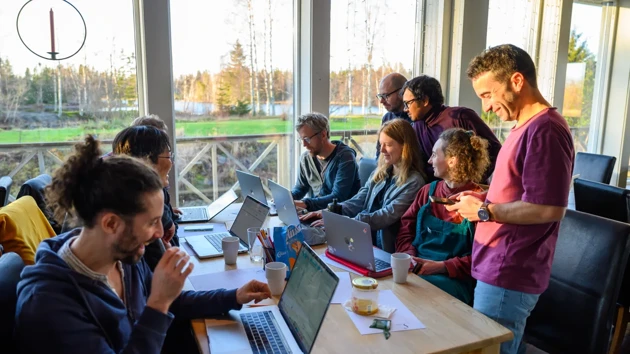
top-left (247, 0), bottom-right (261, 115)
top-left (267, 0), bottom-right (275, 116)
top-left (363, 0), bottom-right (380, 115)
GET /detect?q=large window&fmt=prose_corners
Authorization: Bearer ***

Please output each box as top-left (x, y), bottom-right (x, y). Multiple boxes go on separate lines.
top-left (0, 0), bottom-right (138, 200)
top-left (561, 1), bottom-right (604, 153)
top-left (170, 0), bottom-right (294, 206)
top-left (328, 0), bottom-right (417, 159)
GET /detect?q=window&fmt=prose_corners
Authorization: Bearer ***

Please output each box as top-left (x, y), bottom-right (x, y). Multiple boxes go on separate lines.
top-left (562, 2), bottom-right (604, 153)
top-left (0, 0), bottom-right (137, 201)
top-left (328, 0), bottom-right (417, 159)
top-left (170, 0), bottom-right (294, 206)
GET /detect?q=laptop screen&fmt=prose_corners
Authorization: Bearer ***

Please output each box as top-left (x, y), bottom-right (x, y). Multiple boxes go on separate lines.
top-left (278, 243), bottom-right (339, 353)
top-left (268, 180), bottom-right (300, 226)
top-left (230, 196), bottom-right (269, 243)
top-left (206, 189), bottom-right (238, 220)
top-left (236, 170), bottom-right (268, 206)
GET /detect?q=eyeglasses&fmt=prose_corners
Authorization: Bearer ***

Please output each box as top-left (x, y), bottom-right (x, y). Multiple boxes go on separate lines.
top-left (376, 87), bottom-right (402, 101)
top-left (403, 98), bottom-right (419, 110)
top-left (297, 131), bottom-right (322, 144)
top-left (158, 154), bottom-right (175, 162)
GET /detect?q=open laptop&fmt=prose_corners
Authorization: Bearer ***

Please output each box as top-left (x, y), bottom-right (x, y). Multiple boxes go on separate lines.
top-left (185, 196), bottom-right (270, 259)
top-left (206, 242), bottom-right (339, 354)
top-left (177, 189), bottom-right (239, 223)
top-left (322, 210), bottom-right (393, 277)
top-left (268, 179), bottom-right (326, 245)
top-left (236, 170), bottom-right (277, 216)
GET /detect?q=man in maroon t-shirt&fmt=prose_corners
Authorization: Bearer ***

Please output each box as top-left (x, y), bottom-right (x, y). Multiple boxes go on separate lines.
top-left (447, 44), bottom-right (574, 354)
top-left (401, 75), bottom-right (502, 182)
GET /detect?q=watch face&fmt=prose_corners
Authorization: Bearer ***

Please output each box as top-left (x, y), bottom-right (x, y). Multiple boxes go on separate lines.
top-left (478, 208), bottom-right (490, 221)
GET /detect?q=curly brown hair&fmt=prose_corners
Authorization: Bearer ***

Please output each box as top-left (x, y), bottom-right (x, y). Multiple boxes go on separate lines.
top-left (467, 44), bottom-right (538, 89)
top-left (439, 128), bottom-right (490, 184)
top-left (46, 135), bottom-right (164, 227)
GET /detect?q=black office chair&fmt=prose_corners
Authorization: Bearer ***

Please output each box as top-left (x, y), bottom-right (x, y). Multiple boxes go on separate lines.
top-left (573, 178), bottom-right (630, 354)
top-left (0, 252), bottom-right (25, 354)
top-left (17, 174), bottom-right (60, 234)
top-left (358, 157), bottom-right (377, 187)
top-left (524, 210), bottom-right (630, 354)
top-left (573, 152), bottom-right (617, 184)
top-left (0, 176), bottom-right (12, 207)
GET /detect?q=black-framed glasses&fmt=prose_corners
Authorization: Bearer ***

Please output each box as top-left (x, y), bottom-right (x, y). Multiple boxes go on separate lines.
top-left (158, 153), bottom-right (175, 162)
top-left (376, 87), bottom-right (402, 100)
top-left (297, 131), bottom-right (322, 144)
top-left (403, 98), bottom-right (419, 110)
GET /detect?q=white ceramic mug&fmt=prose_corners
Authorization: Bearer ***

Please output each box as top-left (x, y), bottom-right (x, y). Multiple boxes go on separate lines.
top-left (222, 236), bottom-right (240, 265)
top-left (391, 253), bottom-right (411, 284)
top-left (265, 262), bottom-right (288, 296)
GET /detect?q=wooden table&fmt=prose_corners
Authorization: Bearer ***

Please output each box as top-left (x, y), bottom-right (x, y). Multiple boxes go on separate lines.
top-left (178, 204), bottom-right (513, 354)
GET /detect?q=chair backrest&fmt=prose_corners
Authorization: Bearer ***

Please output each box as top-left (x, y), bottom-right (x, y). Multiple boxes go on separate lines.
top-left (0, 252), bottom-right (25, 354)
top-left (0, 196), bottom-right (57, 265)
top-left (0, 176), bottom-right (12, 208)
top-left (17, 174), bottom-right (60, 233)
top-left (358, 157), bottom-right (377, 187)
top-left (524, 209), bottom-right (630, 354)
top-left (573, 152), bottom-right (616, 184)
top-left (574, 178), bottom-right (630, 308)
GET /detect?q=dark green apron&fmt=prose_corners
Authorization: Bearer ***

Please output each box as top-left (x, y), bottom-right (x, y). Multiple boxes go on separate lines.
top-left (412, 181), bottom-right (475, 304)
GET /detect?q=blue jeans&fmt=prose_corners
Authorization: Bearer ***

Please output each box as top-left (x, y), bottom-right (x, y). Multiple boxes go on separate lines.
top-left (473, 281), bottom-right (540, 354)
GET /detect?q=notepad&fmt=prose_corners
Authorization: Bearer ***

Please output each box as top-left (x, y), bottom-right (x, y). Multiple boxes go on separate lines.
top-left (188, 268), bottom-right (267, 291)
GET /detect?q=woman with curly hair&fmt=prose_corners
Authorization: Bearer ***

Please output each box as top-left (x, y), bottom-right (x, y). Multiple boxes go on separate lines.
top-left (395, 128), bottom-right (490, 304)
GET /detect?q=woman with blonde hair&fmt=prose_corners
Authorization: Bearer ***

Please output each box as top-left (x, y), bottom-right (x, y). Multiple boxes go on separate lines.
top-left (301, 119), bottom-right (427, 252)
top-left (395, 128), bottom-right (490, 304)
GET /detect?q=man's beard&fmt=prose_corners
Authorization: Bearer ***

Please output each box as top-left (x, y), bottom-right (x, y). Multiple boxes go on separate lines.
top-left (113, 224), bottom-right (146, 265)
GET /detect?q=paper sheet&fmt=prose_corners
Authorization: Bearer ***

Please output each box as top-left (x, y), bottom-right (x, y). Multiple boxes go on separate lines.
top-left (344, 290), bottom-right (425, 335)
top-left (189, 268), bottom-right (267, 291)
top-left (177, 223), bottom-right (228, 239)
top-left (331, 272), bottom-right (352, 304)
top-left (319, 253), bottom-right (362, 276)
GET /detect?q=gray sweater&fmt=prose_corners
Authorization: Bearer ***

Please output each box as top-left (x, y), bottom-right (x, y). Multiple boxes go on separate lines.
top-left (341, 169), bottom-right (426, 253)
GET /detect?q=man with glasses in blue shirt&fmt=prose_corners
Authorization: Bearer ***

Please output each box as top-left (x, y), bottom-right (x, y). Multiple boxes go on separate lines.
top-left (292, 112), bottom-right (361, 212)
top-left (402, 75), bottom-right (501, 182)
top-left (375, 73), bottom-right (411, 158)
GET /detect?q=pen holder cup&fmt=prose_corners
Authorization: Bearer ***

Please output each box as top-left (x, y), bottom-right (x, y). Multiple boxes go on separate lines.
top-left (263, 247), bottom-right (276, 265)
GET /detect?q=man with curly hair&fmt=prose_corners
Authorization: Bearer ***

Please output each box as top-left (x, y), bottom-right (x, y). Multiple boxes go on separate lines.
top-left (401, 75), bottom-right (501, 183)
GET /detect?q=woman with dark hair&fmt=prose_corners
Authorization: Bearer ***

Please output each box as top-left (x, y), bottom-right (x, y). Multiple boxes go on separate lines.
top-left (14, 135), bottom-right (270, 354)
top-left (112, 125), bottom-right (178, 270)
top-left (395, 128), bottom-right (490, 304)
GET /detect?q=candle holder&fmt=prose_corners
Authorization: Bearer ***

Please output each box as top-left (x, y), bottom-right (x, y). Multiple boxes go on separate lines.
top-left (16, 0), bottom-right (87, 61)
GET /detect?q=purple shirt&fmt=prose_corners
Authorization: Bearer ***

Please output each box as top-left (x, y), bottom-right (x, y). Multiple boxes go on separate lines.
top-left (472, 108), bottom-right (575, 294)
top-left (411, 105), bottom-right (502, 182)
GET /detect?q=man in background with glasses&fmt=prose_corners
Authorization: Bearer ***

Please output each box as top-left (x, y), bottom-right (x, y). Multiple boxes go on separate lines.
top-left (375, 73), bottom-right (411, 158)
top-left (402, 75), bottom-right (501, 183)
top-left (292, 112), bottom-right (361, 212)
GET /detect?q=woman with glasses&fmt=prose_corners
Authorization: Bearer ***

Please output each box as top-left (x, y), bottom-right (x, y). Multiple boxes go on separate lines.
top-left (300, 119), bottom-right (427, 252)
top-left (112, 125), bottom-right (178, 271)
top-left (395, 128), bottom-right (490, 304)
top-left (401, 75), bottom-right (501, 183)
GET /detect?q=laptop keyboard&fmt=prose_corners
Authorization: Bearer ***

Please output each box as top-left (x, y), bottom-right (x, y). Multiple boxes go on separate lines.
top-left (204, 232), bottom-right (231, 251)
top-left (374, 258), bottom-right (391, 272)
top-left (240, 311), bottom-right (290, 354)
top-left (183, 207), bottom-right (208, 221)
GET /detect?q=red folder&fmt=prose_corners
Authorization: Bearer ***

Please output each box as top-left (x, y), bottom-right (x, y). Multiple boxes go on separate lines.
top-left (325, 249), bottom-right (392, 278)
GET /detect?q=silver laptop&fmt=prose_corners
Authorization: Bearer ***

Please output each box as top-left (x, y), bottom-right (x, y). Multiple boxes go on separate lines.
top-left (185, 196), bottom-right (269, 259)
top-left (177, 189), bottom-right (239, 223)
top-left (206, 242), bottom-right (339, 354)
top-left (236, 170), bottom-right (277, 216)
top-left (268, 179), bottom-right (326, 245)
top-left (322, 210), bottom-right (392, 272)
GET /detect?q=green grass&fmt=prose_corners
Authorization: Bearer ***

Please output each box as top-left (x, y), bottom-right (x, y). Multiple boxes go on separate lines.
top-left (0, 116), bottom-right (383, 144)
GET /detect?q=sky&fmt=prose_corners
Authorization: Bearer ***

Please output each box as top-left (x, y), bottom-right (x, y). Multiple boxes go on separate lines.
top-left (0, 0), bottom-right (604, 78)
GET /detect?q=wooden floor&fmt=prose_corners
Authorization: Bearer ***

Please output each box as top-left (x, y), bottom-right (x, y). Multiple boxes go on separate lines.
top-left (525, 327), bottom-right (630, 353)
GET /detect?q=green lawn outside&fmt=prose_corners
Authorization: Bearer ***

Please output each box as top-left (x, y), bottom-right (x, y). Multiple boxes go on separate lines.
top-left (0, 117), bottom-right (383, 144)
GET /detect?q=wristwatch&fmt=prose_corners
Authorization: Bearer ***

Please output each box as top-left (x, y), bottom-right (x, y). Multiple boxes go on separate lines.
top-left (478, 203), bottom-right (491, 222)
